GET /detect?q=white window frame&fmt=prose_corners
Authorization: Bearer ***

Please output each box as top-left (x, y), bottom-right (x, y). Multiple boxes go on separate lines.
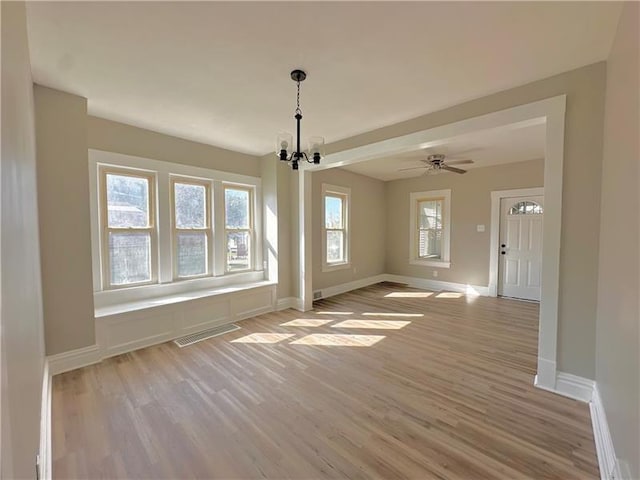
top-left (98, 166), bottom-right (158, 289)
top-left (223, 184), bottom-right (254, 274)
top-left (170, 176), bottom-right (213, 280)
top-left (409, 189), bottom-right (451, 268)
top-left (89, 149), bottom-right (263, 308)
top-left (321, 183), bottom-right (351, 272)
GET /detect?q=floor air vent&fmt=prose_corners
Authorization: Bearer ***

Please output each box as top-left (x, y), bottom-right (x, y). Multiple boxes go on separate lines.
top-left (173, 324), bottom-right (240, 348)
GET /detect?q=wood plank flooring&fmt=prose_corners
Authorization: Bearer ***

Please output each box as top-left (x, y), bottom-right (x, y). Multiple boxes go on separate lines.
top-left (52, 283), bottom-right (599, 479)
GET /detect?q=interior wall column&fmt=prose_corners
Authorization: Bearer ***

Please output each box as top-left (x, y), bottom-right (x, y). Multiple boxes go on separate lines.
top-left (298, 168), bottom-right (313, 311)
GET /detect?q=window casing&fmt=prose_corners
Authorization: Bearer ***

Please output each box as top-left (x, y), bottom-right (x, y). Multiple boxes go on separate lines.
top-left (171, 177), bottom-right (212, 279)
top-left (99, 167), bottom-right (158, 289)
top-left (224, 185), bottom-right (253, 273)
top-left (90, 149), bottom-right (263, 303)
top-left (322, 184), bottom-right (351, 271)
top-left (409, 189), bottom-right (451, 268)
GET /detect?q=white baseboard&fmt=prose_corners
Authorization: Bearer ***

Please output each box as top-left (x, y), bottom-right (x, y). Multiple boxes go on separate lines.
top-left (313, 274), bottom-right (388, 300)
top-left (590, 384), bottom-right (628, 480)
top-left (555, 372), bottom-right (595, 402)
top-left (276, 297), bottom-right (299, 311)
top-left (534, 370), bottom-right (593, 403)
top-left (47, 344), bottom-right (101, 376)
top-left (310, 273), bottom-right (490, 303)
top-left (533, 373), bottom-right (629, 480)
top-left (591, 385), bottom-right (617, 480)
top-left (384, 274), bottom-right (490, 296)
top-left (39, 360), bottom-right (52, 480)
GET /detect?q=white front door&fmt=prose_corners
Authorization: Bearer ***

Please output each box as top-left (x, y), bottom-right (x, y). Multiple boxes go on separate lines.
top-left (498, 196), bottom-right (543, 301)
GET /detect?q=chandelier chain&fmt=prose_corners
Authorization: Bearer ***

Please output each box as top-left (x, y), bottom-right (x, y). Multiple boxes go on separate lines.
top-left (295, 81), bottom-right (302, 115)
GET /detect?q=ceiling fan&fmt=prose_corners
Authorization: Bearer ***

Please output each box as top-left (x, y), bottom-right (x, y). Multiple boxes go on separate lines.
top-left (398, 154), bottom-right (474, 175)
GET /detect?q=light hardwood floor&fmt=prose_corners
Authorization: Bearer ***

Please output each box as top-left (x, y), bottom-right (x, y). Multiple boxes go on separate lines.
top-left (53, 283), bottom-right (599, 479)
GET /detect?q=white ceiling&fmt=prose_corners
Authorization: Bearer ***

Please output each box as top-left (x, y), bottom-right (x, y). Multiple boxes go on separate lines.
top-left (339, 122), bottom-right (546, 181)
top-left (26, 2), bottom-right (622, 156)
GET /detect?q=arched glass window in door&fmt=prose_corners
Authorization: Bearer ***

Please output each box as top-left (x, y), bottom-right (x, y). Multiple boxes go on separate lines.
top-left (509, 201), bottom-right (543, 215)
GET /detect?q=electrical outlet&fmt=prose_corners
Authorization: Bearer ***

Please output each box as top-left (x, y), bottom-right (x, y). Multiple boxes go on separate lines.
top-left (433, 270), bottom-right (438, 278)
top-left (353, 267), bottom-right (358, 274)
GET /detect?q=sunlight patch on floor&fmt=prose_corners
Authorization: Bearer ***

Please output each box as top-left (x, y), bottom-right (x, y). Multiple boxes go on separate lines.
top-left (315, 311), bottom-right (354, 315)
top-left (362, 312), bottom-right (424, 318)
top-left (231, 333), bottom-right (295, 344)
top-left (332, 320), bottom-right (410, 330)
top-left (290, 334), bottom-right (385, 347)
top-left (280, 319), bottom-right (332, 327)
top-left (385, 292), bottom-right (433, 298)
top-left (435, 292), bottom-right (463, 299)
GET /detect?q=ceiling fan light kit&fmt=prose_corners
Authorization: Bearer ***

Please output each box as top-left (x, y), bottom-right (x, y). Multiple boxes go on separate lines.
top-left (276, 69), bottom-right (324, 171)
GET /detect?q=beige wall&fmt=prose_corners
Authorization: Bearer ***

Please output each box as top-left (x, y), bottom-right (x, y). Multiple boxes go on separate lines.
top-left (88, 116), bottom-right (260, 177)
top-left (32, 91), bottom-right (265, 356)
top-left (1, 2), bottom-right (47, 477)
top-left (385, 159), bottom-right (544, 286)
top-left (35, 86), bottom-right (96, 355)
top-left (312, 168), bottom-right (386, 291)
top-left (596, 2), bottom-right (639, 476)
top-left (321, 63), bottom-right (606, 378)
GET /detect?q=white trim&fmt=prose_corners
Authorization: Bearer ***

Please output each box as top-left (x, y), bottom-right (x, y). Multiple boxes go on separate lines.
top-left (554, 372), bottom-right (594, 402)
top-left (533, 358), bottom-right (558, 392)
top-left (313, 274), bottom-right (388, 300)
top-left (591, 384), bottom-right (624, 480)
top-left (308, 273), bottom-right (491, 304)
top-left (409, 189), bottom-right (451, 268)
top-left (95, 280), bottom-right (275, 317)
top-left (532, 372), bottom-right (628, 480)
top-left (384, 274), bottom-right (489, 296)
top-left (489, 187), bottom-right (544, 297)
top-left (88, 149), bottom-right (264, 300)
top-left (47, 344), bottom-right (101, 376)
top-left (39, 361), bottom-right (52, 480)
top-left (276, 297), bottom-right (299, 311)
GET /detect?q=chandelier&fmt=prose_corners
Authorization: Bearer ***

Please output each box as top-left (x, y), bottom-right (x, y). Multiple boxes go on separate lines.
top-left (276, 69), bottom-right (324, 170)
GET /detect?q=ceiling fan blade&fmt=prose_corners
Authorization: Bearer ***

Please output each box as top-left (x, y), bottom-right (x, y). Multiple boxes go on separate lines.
top-left (445, 159), bottom-right (474, 165)
top-left (398, 166), bottom-right (428, 172)
top-left (442, 165), bottom-right (467, 174)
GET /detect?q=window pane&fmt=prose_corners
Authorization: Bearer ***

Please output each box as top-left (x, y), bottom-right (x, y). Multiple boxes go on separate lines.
top-left (177, 232), bottom-right (207, 277)
top-left (325, 196), bottom-right (343, 229)
top-left (227, 231), bottom-right (250, 271)
top-left (174, 183), bottom-right (206, 228)
top-left (225, 189), bottom-right (250, 229)
top-left (109, 232), bottom-right (151, 285)
top-left (106, 173), bottom-right (149, 227)
top-left (509, 201), bottom-right (543, 215)
top-left (419, 200), bottom-right (442, 229)
top-left (327, 230), bottom-right (344, 263)
top-left (419, 229), bottom-right (442, 259)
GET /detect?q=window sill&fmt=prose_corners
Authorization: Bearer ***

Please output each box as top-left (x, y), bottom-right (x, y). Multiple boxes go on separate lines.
top-left (95, 279), bottom-right (275, 318)
top-left (322, 262), bottom-right (351, 273)
top-left (409, 259), bottom-right (451, 268)
top-left (95, 270), bottom-right (265, 313)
